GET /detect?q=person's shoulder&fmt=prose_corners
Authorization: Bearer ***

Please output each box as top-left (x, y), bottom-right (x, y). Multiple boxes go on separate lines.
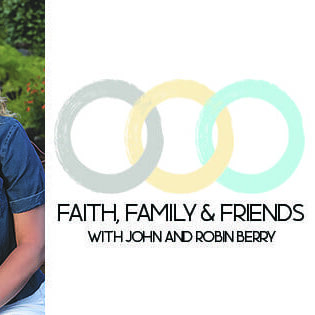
top-left (0, 115), bottom-right (21, 128)
top-left (0, 116), bottom-right (24, 132)
top-left (0, 116), bottom-right (24, 146)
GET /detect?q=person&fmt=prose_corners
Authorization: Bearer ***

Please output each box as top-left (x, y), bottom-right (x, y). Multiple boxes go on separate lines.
top-left (0, 97), bottom-right (45, 314)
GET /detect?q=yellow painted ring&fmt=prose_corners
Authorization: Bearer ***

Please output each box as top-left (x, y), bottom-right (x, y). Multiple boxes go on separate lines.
top-left (125, 80), bottom-right (234, 193)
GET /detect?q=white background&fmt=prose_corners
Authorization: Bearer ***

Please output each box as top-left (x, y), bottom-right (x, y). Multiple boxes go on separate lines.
top-left (46, 1), bottom-right (315, 314)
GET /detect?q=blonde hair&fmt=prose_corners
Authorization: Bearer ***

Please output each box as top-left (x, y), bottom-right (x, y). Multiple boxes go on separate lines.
top-left (0, 96), bottom-right (14, 117)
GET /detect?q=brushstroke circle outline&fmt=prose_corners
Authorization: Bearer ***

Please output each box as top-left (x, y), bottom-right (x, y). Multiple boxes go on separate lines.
top-left (54, 79), bottom-right (164, 193)
top-left (125, 79), bottom-right (234, 193)
top-left (196, 80), bottom-right (305, 193)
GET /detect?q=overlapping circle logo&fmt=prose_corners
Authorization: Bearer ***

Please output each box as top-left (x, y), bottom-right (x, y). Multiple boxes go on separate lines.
top-left (55, 79), bottom-right (304, 194)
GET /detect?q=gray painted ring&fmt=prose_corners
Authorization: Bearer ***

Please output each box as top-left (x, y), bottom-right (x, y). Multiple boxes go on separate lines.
top-left (54, 80), bottom-right (164, 193)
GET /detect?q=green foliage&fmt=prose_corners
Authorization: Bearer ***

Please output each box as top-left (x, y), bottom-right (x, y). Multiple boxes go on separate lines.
top-left (0, 0), bottom-right (45, 56)
top-left (0, 39), bottom-right (45, 135)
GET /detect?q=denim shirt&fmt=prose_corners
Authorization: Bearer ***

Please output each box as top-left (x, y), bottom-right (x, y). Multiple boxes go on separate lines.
top-left (0, 116), bottom-right (45, 305)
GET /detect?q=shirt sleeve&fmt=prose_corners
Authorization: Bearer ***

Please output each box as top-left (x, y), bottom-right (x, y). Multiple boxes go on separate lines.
top-left (0, 120), bottom-right (45, 214)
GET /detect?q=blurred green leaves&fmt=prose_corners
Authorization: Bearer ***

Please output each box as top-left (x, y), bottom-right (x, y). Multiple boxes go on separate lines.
top-left (0, 39), bottom-right (45, 135)
top-left (0, 0), bottom-right (45, 56)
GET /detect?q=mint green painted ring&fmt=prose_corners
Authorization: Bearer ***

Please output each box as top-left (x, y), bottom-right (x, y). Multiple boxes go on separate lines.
top-left (196, 80), bottom-right (304, 193)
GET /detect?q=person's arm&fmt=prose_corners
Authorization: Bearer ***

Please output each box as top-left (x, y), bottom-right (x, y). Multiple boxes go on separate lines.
top-left (0, 205), bottom-right (45, 308)
top-left (0, 120), bottom-right (45, 307)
